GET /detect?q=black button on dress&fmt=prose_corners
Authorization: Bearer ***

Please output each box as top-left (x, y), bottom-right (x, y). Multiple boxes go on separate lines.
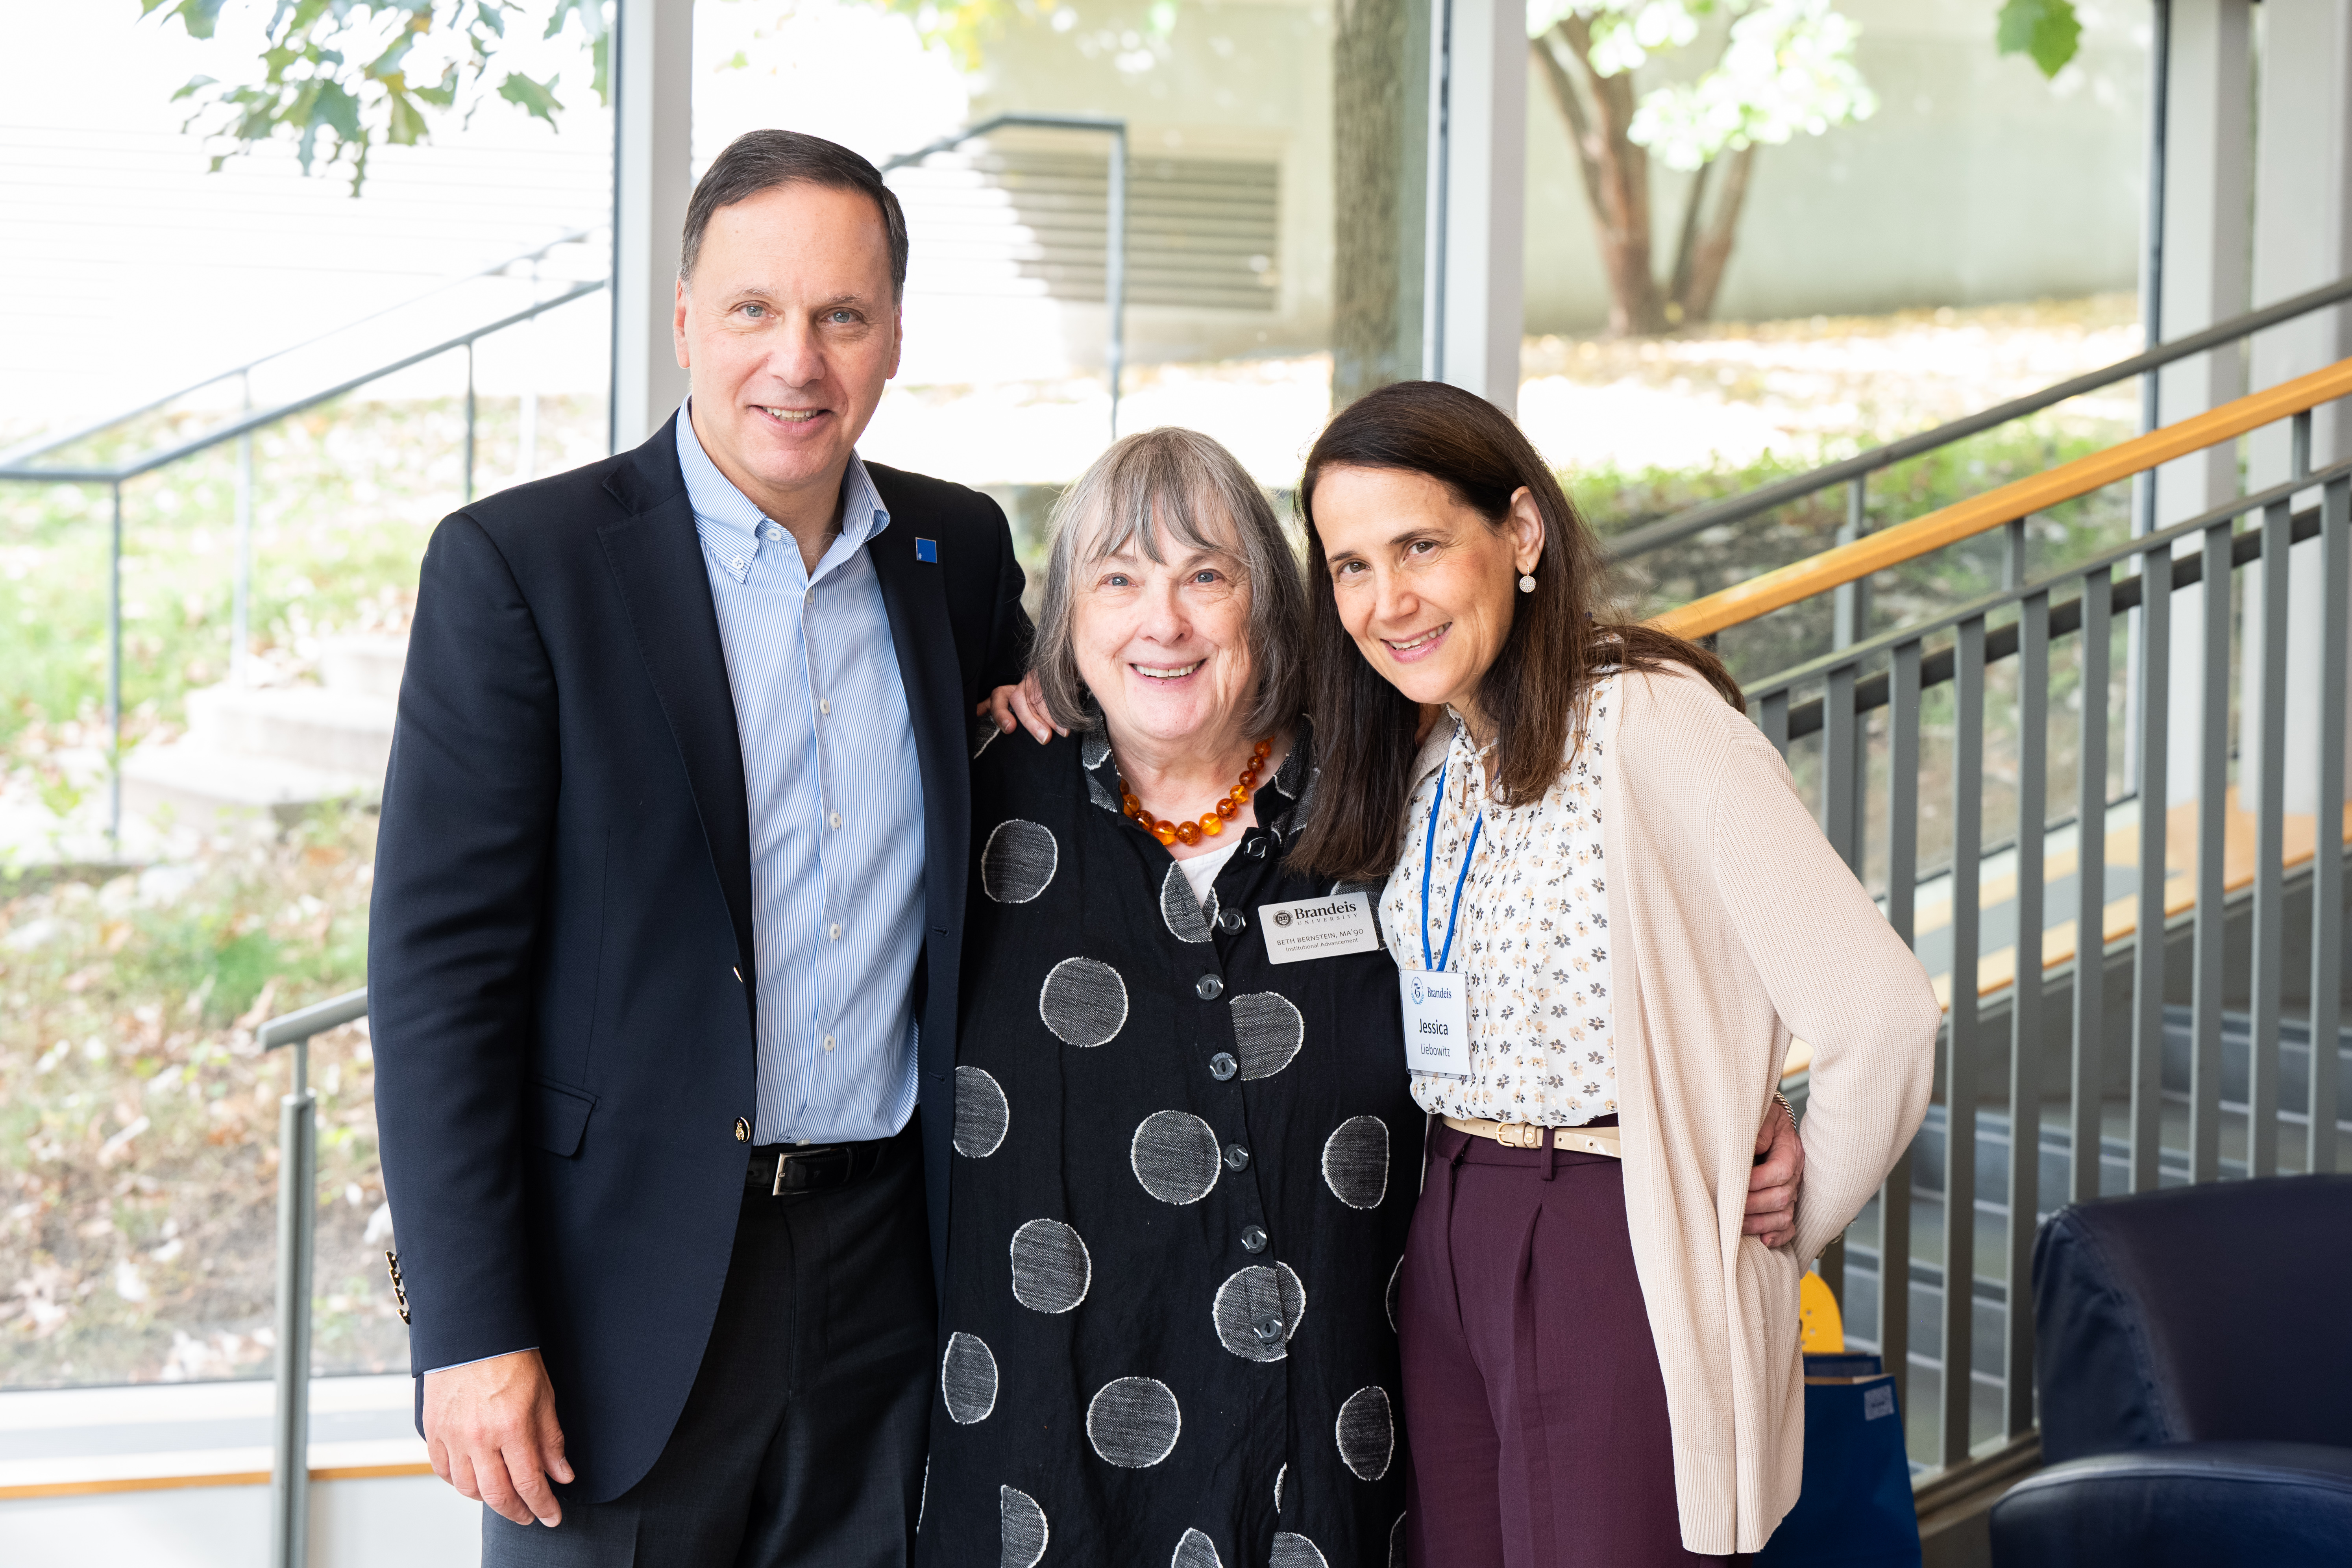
top-left (917, 723), bottom-right (1416, 1568)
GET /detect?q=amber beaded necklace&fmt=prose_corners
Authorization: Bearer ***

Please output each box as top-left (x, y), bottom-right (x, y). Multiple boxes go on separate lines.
top-left (1118, 737), bottom-right (1273, 847)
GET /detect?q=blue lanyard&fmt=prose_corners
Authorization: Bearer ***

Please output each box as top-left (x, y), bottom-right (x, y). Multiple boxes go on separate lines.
top-left (1419, 762), bottom-right (1483, 973)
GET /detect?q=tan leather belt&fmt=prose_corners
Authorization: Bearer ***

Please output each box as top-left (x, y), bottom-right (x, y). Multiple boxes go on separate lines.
top-left (1444, 1115), bottom-right (1622, 1159)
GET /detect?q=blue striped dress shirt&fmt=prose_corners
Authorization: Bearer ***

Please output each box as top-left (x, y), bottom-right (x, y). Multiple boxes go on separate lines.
top-left (676, 404), bottom-right (925, 1146)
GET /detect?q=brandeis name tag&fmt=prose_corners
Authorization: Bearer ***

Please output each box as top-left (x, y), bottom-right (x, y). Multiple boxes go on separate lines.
top-left (1257, 892), bottom-right (1381, 964)
top-left (1400, 969), bottom-right (1470, 1076)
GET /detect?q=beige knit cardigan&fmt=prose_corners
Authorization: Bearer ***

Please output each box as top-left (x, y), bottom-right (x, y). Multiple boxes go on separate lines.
top-left (1404, 664), bottom-right (1942, 1554)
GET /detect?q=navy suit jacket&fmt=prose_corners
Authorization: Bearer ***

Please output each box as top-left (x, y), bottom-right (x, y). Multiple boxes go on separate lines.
top-left (368, 416), bottom-right (1029, 1500)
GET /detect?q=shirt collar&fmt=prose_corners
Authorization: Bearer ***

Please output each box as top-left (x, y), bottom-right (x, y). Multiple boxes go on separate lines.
top-left (673, 398), bottom-right (891, 551)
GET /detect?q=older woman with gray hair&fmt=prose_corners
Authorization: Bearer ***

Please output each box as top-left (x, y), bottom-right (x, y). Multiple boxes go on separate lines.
top-left (914, 428), bottom-right (1418, 1568)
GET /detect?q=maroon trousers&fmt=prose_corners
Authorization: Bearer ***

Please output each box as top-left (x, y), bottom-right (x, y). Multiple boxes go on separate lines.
top-left (1399, 1122), bottom-right (1743, 1568)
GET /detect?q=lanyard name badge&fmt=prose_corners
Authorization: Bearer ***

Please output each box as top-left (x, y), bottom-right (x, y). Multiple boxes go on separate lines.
top-left (1401, 763), bottom-right (1480, 1077)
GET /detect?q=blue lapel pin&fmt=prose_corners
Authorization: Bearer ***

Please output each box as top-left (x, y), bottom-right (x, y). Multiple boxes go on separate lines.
top-left (915, 538), bottom-right (938, 563)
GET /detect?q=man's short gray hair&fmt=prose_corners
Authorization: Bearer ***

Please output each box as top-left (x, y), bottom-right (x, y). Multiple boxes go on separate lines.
top-left (1032, 427), bottom-right (1308, 740)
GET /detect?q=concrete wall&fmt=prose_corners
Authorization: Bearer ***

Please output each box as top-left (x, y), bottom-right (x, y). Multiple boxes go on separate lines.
top-left (1523, 0), bottom-right (2150, 332)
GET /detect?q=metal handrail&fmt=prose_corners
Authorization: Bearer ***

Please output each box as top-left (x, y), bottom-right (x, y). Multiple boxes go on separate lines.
top-left (0, 229), bottom-right (602, 473)
top-left (257, 986), bottom-right (369, 1568)
top-left (880, 112), bottom-right (1127, 437)
top-left (1605, 271), bottom-right (2352, 565)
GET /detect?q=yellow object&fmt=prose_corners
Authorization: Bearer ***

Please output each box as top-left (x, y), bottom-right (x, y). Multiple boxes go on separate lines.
top-left (1799, 1270), bottom-right (1845, 1354)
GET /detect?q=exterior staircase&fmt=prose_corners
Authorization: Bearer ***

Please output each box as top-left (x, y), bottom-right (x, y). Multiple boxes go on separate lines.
top-left (122, 636), bottom-right (405, 823)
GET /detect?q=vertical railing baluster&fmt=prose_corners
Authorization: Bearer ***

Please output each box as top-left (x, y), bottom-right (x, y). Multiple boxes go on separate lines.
top-left (2132, 538), bottom-right (2173, 1191)
top-left (234, 368), bottom-right (253, 689)
top-left (1761, 689), bottom-right (1790, 759)
top-left (2190, 521), bottom-right (2233, 1182)
top-left (2073, 569), bottom-right (2112, 1201)
top-left (1945, 616), bottom-right (1986, 1467)
top-left (2004, 516), bottom-right (2028, 591)
top-left (1820, 658), bottom-right (1860, 1307)
top-left (2249, 499), bottom-right (2291, 1177)
top-left (107, 481), bottom-right (124, 847)
top-left (2006, 591), bottom-right (2047, 1436)
top-left (1883, 638), bottom-right (1921, 1415)
top-left (2313, 474), bottom-right (2350, 1176)
top-left (464, 339), bottom-right (478, 505)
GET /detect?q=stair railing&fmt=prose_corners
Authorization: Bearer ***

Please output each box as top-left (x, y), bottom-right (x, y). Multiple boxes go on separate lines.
top-left (1660, 358), bottom-right (2352, 1488)
top-left (1607, 273), bottom-right (2352, 649)
top-left (0, 269), bottom-right (608, 847)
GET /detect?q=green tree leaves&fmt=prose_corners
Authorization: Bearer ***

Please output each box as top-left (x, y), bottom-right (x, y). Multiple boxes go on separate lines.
top-left (141, 0), bottom-right (609, 194)
top-left (1997, 0), bottom-right (2082, 80)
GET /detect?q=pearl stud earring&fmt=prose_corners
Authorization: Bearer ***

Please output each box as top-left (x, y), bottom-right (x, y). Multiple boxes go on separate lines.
top-left (1518, 573), bottom-right (1537, 594)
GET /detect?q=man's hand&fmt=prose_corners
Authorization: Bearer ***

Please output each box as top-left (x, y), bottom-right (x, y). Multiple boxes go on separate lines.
top-left (1745, 1096), bottom-right (1804, 1249)
top-left (423, 1348), bottom-right (573, 1527)
top-left (977, 672), bottom-right (1060, 744)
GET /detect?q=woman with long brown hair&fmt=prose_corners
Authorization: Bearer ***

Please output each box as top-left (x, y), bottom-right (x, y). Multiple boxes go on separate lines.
top-left (1292, 380), bottom-right (1940, 1565)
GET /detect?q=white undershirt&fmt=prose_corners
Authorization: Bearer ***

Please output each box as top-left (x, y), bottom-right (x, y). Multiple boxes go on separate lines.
top-left (1175, 840), bottom-right (1242, 910)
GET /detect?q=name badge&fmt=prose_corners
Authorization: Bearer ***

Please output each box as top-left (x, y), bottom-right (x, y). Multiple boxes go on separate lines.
top-left (1400, 969), bottom-right (1470, 1076)
top-left (1258, 892), bottom-right (1381, 964)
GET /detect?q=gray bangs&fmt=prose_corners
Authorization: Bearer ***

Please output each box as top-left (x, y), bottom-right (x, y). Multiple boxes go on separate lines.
top-left (1031, 427), bottom-right (1309, 742)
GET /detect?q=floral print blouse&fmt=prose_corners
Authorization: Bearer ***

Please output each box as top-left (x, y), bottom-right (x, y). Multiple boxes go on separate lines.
top-left (1379, 679), bottom-right (1619, 1126)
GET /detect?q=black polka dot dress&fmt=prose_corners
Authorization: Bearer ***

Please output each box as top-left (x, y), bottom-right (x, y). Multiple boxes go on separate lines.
top-left (917, 722), bottom-right (1416, 1568)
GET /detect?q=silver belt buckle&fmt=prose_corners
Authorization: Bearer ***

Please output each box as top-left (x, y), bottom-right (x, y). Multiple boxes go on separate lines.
top-left (772, 1145), bottom-right (839, 1195)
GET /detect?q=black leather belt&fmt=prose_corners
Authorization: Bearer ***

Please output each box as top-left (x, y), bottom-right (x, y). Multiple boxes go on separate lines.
top-left (745, 1135), bottom-right (896, 1196)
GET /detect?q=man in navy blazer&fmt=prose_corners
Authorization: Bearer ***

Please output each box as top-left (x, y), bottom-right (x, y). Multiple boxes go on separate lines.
top-left (369, 130), bottom-right (1028, 1564)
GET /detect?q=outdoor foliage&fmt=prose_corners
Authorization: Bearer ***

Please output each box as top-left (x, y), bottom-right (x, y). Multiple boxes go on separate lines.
top-left (1526, 1), bottom-right (1876, 334)
top-left (0, 807), bottom-right (394, 1385)
top-left (1997, 0), bottom-right (2083, 80)
top-left (141, 0), bottom-right (610, 192)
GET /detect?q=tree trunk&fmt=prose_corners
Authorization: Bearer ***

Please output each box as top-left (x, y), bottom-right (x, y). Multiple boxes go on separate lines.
top-left (1537, 19), bottom-right (1666, 336)
top-left (1668, 143), bottom-right (1755, 325)
top-left (1332, 0), bottom-right (1428, 405)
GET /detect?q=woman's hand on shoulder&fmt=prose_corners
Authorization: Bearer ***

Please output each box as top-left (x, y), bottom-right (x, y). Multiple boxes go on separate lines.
top-left (977, 671), bottom-right (1062, 744)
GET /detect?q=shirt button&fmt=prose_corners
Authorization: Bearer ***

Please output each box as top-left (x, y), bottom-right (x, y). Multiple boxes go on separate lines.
top-left (1209, 1052), bottom-right (1238, 1081)
top-left (823, 1035), bottom-right (837, 1052)
top-left (765, 523), bottom-right (783, 542)
top-left (1224, 1143), bottom-right (1251, 1171)
top-left (1195, 974), bottom-right (1223, 1000)
top-left (1240, 1225), bottom-right (1267, 1254)
top-left (1215, 909), bottom-right (1244, 934)
top-left (829, 810), bottom-right (843, 830)
top-left (829, 923), bottom-right (842, 941)
top-left (734, 1118), bottom-right (750, 1143)
top-left (804, 589), bottom-right (814, 605)
top-left (1243, 837), bottom-right (1267, 859)
top-left (820, 698), bottom-right (831, 715)
top-left (1252, 1315), bottom-right (1285, 1344)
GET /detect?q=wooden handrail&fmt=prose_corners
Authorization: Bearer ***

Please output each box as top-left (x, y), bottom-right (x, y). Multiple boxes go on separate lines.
top-left (1651, 356), bottom-right (2352, 641)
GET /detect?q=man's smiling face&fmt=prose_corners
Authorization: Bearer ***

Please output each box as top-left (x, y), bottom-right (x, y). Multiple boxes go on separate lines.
top-left (672, 180), bottom-right (902, 521)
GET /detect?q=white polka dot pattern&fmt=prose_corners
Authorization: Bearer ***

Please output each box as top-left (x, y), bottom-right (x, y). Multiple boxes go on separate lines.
top-left (942, 1332), bottom-right (999, 1425)
top-left (1335, 1385), bottom-right (1394, 1479)
top-left (1173, 1528), bottom-right (1222, 1568)
top-left (1000, 1486), bottom-right (1049, 1568)
top-left (1010, 1219), bottom-right (1092, 1313)
top-left (1130, 1110), bottom-right (1222, 1204)
top-left (1274, 1463), bottom-right (1287, 1510)
top-left (1320, 1115), bottom-right (1390, 1209)
top-left (953, 1067), bottom-right (1010, 1158)
top-left (1211, 1261), bottom-right (1306, 1361)
top-left (1161, 860), bottom-right (1214, 943)
top-left (1387, 1256), bottom-right (1403, 1331)
top-left (1229, 991), bottom-right (1304, 1080)
top-left (1390, 1513), bottom-right (1407, 1567)
top-left (983, 819), bottom-right (1059, 903)
top-left (1270, 1532), bottom-right (1329, 1568)
top-left (1039, 957), bottom-right (1129, 1047)
top-left (1086, 1376), bottom-right (1183, 1467)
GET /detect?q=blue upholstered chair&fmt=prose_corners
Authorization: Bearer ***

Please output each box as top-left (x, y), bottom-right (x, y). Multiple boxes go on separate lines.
top-left (1990, 1174), bottom-right (2352, 1567)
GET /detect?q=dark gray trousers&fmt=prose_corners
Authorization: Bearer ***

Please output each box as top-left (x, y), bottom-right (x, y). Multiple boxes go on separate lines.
top-left (483, 1128), bottom-right (934, 1568)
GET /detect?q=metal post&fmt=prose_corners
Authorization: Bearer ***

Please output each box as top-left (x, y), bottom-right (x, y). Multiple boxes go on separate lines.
top-left (1106, 127), bottom-right (1126, 440)
top-left (2131, 538), bottom-right (2173, 1191)
top-left (464, 340), bottom-right (478, 505)
top-left (1834, 476), bottom-right (1870, 647)
top-left (1882, 638), bottom-right (1921, 1419)
top-left (270, 1038), bottom-right (317, 1568)
top-left (2072, 569), bottom-right (2112, 1202)
top-left (107, 481), bottom-right (123, 848)
top-left (2189, 521), bottom-right (2232, 1183)
top-left (234, 371), bottom-right (253, 689)
top-left (2314, 475), bottom-right (2350, 1176)
top-left (2249, 498), bottom-right (2291, 1178)
top-left (2006, 590), bottom-right (2048, 1437)
top-left (2135, 0), bottom-right (2171, 544)
top-left (1945, 616), bottom-right (1986, 1468)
